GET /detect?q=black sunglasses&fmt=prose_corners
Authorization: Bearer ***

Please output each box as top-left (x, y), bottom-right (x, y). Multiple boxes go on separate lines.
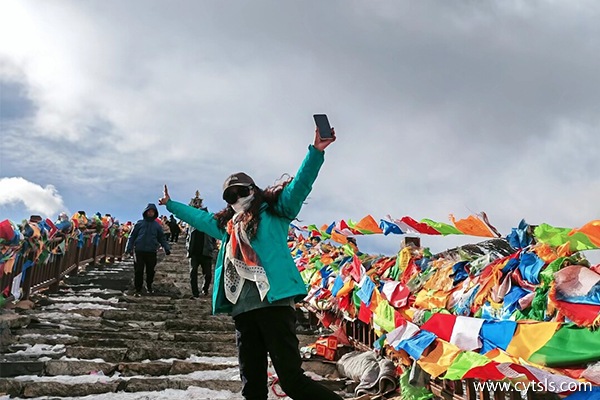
top-left (223, 185), bottom-right (251, 204)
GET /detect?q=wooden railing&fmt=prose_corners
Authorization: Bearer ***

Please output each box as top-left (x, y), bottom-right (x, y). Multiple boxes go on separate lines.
top-left (1, 232), bottom-right (127, 303)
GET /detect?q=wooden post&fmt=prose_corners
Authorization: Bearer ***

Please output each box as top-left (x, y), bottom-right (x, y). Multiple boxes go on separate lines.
top-left (402, 236), bottom-right (421, 248)
top-left (21, 254), bottom-right (35, 301)
top-left (48, 254), bottom-right (63, 294)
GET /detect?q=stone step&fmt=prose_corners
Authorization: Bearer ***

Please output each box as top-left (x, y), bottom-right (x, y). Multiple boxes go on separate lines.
top-left (71, 337), bottom-right (238, 352)
top-left (165, 318), bottom-right (235, 332)
top-left (55, 289), bottom-right (124, 299)
top-left (26, 314), bottom-right (234, 332)
top-left (0, 371), bottom-right (348, 398)
top-left (4, 335), bottom-right (236, 362)
top-left (63, 345), bottom-right (237, 362)
top-left (101, 310), bottom-right (183, 322)
top-left (0, 361), bottom-right (45, 377)
top-left (60, 277), bottom-right (132, 291)
top-left (0, 377), bottom-right (243, 398)
top-left (15, 332), bottom-right (80, 346)
top-left (0, 357), bottom-right (238, 379)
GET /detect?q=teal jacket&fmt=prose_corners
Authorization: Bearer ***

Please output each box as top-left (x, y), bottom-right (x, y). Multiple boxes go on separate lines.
top-left (166, 145), bottom-right (325, 314)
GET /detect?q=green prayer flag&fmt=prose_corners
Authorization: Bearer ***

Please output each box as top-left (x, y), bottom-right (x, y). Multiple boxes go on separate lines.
top-left (443, 351), bottom-right (491, 380)
top-left (389, 252), bottom-right (401, 281)
top-left (399, 368), bottom-right (434, 400)
top-left (352, 289), bottom-right (361, 309)
top-left (421, 219), bottom-right (462, 235)
top-left (540, 257), bottom-right (565, 287)
top-left (534, 224), bottom-right (597, 251)
top-left (373, 300), bottom-right (396, 333)
top-left (529, 324), bottom-right (600, 367)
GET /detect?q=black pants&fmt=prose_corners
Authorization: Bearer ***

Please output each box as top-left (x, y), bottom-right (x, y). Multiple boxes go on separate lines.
top-left (234, 307), bottom-right (343, 400)
top-left (171, 232), bottom-right (179, 242)
top-left (134, 251), bottom-right (157, 292)
top-left (190, 255), bottom-right (212, 296)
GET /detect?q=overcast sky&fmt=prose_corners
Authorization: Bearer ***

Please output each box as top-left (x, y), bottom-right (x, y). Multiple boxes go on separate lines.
top-left (1, 0), bottom-right (599, 258)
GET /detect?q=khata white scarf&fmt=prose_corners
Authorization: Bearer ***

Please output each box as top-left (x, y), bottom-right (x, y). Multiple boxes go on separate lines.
top-left (223, 211), bottom-right (270, 305)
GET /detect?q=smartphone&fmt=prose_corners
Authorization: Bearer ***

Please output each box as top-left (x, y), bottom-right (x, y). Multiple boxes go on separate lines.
top-left (313, 114), bottom-right (333, 139)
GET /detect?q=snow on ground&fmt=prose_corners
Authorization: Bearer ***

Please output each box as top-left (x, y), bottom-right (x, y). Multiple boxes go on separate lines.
top-left (20, 333), bottom-right (79, 340)
top-left (45, 303), bottom-right (126, 311)
top-left (19, 334), bottom-right (77, 339)
top-left (55, 356), bottom-right (109, 363)
top-left (144, 355), bottom-right (238, 365)
top-left (62, 288), bottom-right (122, 295)
top-left (33, 312), bottom-right (99, 321)
top-left (0, 386), bottom-right (242, 400)
top-left (47, 296), bottom-right (120, 304)
top-left (12, 367), bottom-right (241, 384)
top-left (11, 343), bottom-right (66, 356)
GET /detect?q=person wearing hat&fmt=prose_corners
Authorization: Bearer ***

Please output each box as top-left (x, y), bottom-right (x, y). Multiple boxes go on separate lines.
top-left (158, 127), bottom-right (341, 400)
top-left (55, 212), bottom-right (73, 235)
top-left (125, 203), bottom-right (171, 296)
top-left (186, 191), bottom-right (217, 298)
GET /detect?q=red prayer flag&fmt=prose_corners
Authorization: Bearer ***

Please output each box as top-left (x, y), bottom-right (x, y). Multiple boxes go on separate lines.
top-left (358, 301), bottom-right (373, 324)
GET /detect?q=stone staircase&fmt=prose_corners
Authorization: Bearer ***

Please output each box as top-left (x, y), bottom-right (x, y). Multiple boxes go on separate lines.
top-left (1, 242), bottom-right (348, 399)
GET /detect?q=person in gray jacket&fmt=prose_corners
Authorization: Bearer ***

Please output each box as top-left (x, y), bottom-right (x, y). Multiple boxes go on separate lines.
top-left (187, 192), bottom-right (216, 298)
top-left (125, 203), bottom-right (171, 296)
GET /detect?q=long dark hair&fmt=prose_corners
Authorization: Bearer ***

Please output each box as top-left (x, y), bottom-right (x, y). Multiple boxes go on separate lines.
top-left (214, 175), bottom-right (293, 238)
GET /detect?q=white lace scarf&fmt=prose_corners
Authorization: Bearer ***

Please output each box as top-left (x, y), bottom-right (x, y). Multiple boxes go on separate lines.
top-left (223, 214), bottom-right (270, 304)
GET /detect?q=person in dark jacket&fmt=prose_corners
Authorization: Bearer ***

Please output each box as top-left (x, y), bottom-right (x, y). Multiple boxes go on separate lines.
top-left (186, 192), bottom-right (216, 298)
top-left (168, 215), bottom-right (181, 242)
top-left (125, 203), bottom-right (171, 296)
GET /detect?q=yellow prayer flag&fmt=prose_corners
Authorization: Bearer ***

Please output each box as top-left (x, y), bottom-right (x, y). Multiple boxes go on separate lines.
top-left (415, 289), bottom-right (449, 309)
top-left (369, 289), bottom-right (382, 313)
top-left (484, 348), bottom-right (520, 363)
top-left (418, 339), bottom-right (462, 378)
top-left (335, 279), bottom-right (355, 298)
top-left (506, 322), bottom-right (561, 361)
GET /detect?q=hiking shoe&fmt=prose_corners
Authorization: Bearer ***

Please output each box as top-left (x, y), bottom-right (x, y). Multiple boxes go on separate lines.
top-left (133, 292), bottom-right (142, 297)
top-left (190, 295), bottom-right (200, 300)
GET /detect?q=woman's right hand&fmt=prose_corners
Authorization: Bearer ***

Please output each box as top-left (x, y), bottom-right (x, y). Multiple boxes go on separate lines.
top-left (158, 185), bottom-right (170, 206)
top-left (313, 127), bottom-right (336, 152)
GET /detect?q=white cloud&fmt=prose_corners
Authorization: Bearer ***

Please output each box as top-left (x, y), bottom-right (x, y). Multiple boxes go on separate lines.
top-left (0, 177), bottom-right (67, 218)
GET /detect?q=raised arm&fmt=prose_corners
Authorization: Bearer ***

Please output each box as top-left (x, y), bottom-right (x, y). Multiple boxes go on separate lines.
top-left (158, 185), bottom-right (225, 239)
top-left (125, 222), bottom-right (139, 254)
top-left (274, 128), bottom-right (336, 220)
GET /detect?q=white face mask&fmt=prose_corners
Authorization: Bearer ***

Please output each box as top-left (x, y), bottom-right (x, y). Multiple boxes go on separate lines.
top-left (231, 191), bottom-right (254, 214)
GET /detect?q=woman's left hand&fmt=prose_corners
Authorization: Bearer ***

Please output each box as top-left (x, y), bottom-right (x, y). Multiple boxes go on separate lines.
top-left (158, 185), bottom-right (171, 206)
top-left (313, 127), bottom-right (336, 152)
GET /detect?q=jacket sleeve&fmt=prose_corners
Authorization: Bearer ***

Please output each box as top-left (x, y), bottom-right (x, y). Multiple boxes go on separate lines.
top-left (166, 200), bottom-right (225, 239)
top-left (156, 222), bottom-right (170, 253)
top-left (125, 222), bottom-right (140, 253)
top-left (273, 145), bottom-right (325, 220)
top-left (186, 227), bottom-right (193, 253)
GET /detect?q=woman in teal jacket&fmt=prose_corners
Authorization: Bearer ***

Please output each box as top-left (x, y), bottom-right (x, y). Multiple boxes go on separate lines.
top-left (159, 129), bottom-right (341, 400)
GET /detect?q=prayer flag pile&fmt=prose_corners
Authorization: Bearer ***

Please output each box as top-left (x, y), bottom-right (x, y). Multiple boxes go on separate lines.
top-left (291, 215), bottom-right (600, 395)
